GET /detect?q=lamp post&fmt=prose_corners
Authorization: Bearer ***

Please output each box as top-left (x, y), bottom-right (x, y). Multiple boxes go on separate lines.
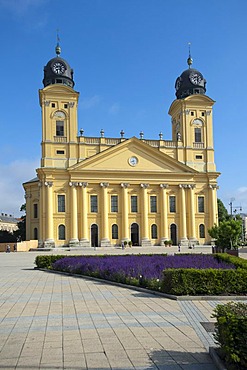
top-left (229, 197), bottom-right (235, 217)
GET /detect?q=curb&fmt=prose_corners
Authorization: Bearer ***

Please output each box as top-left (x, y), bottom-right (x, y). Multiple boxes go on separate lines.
top-left (209, 347), bottom-right (227, 370)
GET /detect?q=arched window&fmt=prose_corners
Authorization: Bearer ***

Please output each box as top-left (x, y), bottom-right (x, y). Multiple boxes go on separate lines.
top-left (58, 224), bottom-right (66, 240)
top-left (112, 224), bottom-right (118, 239)
top-left (34, 228), bottom-right (38, 240)
top-left (151, 224), bottom-right (158, 239)
top-left (199, 224), bottom-right (205, 238)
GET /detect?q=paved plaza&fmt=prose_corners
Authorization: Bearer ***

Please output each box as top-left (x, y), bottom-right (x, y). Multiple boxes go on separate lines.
top-left (0, 246), bottom-right (245, 370)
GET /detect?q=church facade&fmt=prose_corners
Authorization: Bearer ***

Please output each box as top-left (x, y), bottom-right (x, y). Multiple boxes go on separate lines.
top-left (23, 45), bottom-right (220, 248)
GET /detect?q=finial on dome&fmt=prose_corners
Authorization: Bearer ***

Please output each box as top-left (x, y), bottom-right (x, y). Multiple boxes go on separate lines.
top-left (187, 42), bottom-right (193, 68)
top-left (55, 29), bottom-right (61, 57)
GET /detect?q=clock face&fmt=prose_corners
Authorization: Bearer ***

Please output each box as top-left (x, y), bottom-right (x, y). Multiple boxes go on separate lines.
top-left (128, 156), bottom-right (138, 166)
top-left (175, 77), bottom-right (181, 91)
top-left (189, 72), bottom-right (202, 85)
top-left (52, 62), bottom-right (66, 75)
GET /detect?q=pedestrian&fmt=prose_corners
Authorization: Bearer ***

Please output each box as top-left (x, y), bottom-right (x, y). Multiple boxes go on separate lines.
top-left (178, 243), bottom-right (181, 253)
top-left (6, 245), bottom-right (10, 253)
top-left (14, 244), bottom-right (17, 252)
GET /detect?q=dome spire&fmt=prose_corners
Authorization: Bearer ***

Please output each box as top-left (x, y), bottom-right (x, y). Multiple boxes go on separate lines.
top-left (187, 42), bottom-right (193, 68)
top-left (55, 29), bottom-right (61, 57)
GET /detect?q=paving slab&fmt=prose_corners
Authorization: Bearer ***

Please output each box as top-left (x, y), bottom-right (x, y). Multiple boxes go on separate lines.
top-left (1, 249), bottom-right (244, 369)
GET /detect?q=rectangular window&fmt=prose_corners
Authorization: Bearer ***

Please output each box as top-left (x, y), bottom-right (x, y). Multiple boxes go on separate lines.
top-left (111, 195), bottom-right (118, 212)
top-left (56, 120), bottom-right (64, 136)
top-left (195, 128), bottom-right (202, 142)
top-left (90, 195), bottom-right (98, 213)
top-left (131, 195), bottom-right (138, 213)
top-left (198, 196), bottom-right (205, 213)
top-left (196, 155), bottom-right (202, 159)
top-left (169, 195), bottom-right (176, 213)
top-left (58, 195), bottom-right (65, 212)
top-left (56, 150), bottom-right (65, 155)
top-left (150, 195), bottom-right (157, 213)
top-left (33, 203), bottom-right (38, 218)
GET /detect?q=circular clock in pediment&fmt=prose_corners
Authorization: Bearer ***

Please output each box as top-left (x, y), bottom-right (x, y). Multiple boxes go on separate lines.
top-left (128, 156), bottom-right (138, 166)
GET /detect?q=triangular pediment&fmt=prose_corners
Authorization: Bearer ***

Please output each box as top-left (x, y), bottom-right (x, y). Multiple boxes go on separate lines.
top-left (69, 137), bottom-right (196, 175)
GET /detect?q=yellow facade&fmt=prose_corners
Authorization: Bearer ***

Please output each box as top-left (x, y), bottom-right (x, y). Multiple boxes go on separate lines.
top-left (23, 51), bottom-right (220, 248)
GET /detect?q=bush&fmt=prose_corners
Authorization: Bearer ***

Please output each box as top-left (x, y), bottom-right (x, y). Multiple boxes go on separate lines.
top-left (212, 302), bottom-right (247, 370)
top-left (215, 253), bottom-right (247, 270)
top-left (35, 255), bottom-right (66, 269)
top-left (161, 268), bottom-right (247, 295)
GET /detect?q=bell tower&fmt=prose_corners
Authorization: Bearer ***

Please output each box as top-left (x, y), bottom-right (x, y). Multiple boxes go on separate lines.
top-left (39, 40), bottom-right (79, 168)
top-left (169, 50), bottom-right (216, 173)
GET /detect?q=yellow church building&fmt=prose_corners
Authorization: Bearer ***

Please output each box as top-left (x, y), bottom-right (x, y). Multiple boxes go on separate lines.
top-left (23, 44), bottom-right (220, 248)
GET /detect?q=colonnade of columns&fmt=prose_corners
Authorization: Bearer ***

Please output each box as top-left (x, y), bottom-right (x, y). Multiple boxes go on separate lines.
top-left (38, 180), bottom-right (218, 247)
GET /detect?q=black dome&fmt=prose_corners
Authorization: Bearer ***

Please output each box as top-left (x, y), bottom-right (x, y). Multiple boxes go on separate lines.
top-left (43, 56), bottom-right (74, 88)
top-left (175, 67), bottom-right (206, 99)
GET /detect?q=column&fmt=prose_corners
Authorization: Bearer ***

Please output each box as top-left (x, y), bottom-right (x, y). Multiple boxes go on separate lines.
top-left (209, 184), bottom-right (218, 226)
top-left (69, 182), bottom-right (79, 245)
top-left (100, 182), bottom-right (111, 247)
top-left (160, 184), bottom-right (169, 244)
top-left (38, 181), bottom-right (44, 247)
top-left (44, 181), bottom-right (55, 247)
top-left (189, 185), bottom-right (197, 241)
top-left (179, 184), bottom-right (188, 243)
top-left (140, 183), bottom-right (151, 246)
top-left (80, 182), bottom-right (90, 246)
top-left (121, 183), bottom-right (129, 241)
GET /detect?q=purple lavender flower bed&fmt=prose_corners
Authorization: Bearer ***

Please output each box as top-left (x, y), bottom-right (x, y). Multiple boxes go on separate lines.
top-left (52, 254), bottom-right (235, 283)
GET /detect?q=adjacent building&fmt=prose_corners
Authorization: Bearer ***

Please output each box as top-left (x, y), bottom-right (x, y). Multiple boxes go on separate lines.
top-left (23, 44), bottom-right (220, 248)
top-left (0, 213), bottom-right (19, 233)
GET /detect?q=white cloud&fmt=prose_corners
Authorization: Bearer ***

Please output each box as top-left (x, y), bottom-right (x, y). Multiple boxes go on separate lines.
top-left (80, 95), bottom-right (101, 109)
top-left (219, 187), bottom-right (247, 215)
top-left (0, 158), bottom-right (39, 217)
top-left (109, 103), bottom-right (120, 115)
top-left (0, 0), bottom-right (48, 16)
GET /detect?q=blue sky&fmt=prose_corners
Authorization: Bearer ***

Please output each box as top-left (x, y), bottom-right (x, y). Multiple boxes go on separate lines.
top-left (0, 0), bottom-right (246, 217)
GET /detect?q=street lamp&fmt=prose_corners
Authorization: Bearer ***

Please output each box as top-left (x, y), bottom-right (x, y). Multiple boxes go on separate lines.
top-left (229, 197), bottom-right (235, 217)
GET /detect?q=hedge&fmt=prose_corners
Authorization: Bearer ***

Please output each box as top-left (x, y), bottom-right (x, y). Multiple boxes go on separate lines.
top-left (35, 255), bottom-right (66, 269)
top-left (161, 268), bottom-right (247, 295)
top-left (215, 253), bottom-right (247, 270)
top-left (212, 302), bottom-right (247, 370)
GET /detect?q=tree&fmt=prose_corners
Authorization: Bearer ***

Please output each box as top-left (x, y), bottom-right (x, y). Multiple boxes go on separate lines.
top-left (0, 230), bottom-right (16, 243)
top-left (14, 204), bottom-right (26, 241)
top-left (208, 219), bottom-right (242, 252)
top-left (217, 198), bottom-right (229, 223)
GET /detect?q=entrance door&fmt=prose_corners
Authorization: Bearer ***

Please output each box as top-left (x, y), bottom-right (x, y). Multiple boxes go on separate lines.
top-left (131, 223), bottom-right (139, 246)
top-left (91, 224), bottom-right (98, 247)
top-left (170, 223), bottom-right (177, 246)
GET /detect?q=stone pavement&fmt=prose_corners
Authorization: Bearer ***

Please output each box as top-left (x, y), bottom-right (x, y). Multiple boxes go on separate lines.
top-left (0, 247), bottom-right (244, 370)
